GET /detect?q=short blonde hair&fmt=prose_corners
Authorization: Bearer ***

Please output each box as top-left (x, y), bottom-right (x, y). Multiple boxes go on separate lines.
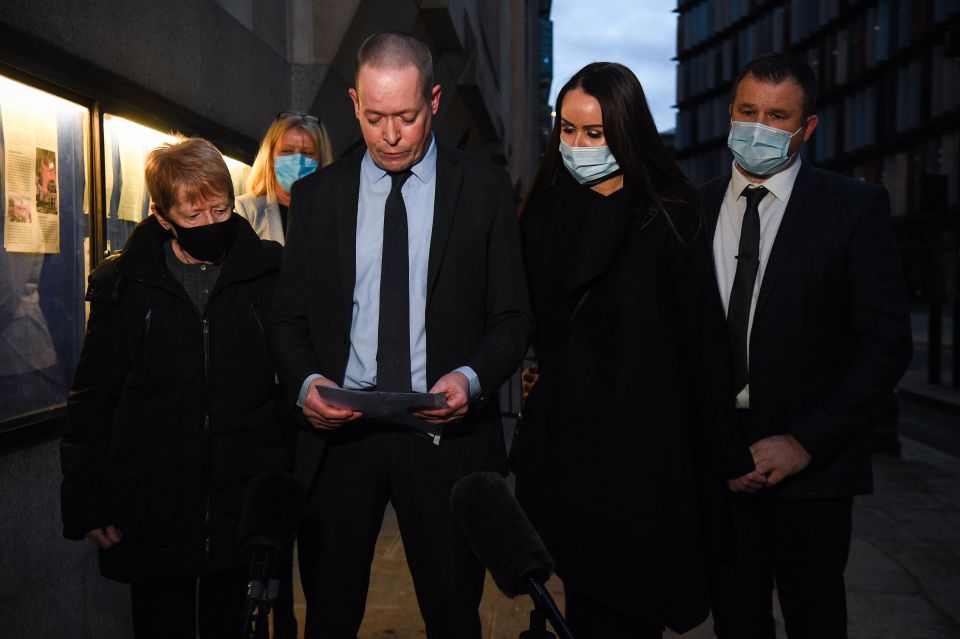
top-left (246, 114), bottom-right (333, 201)
top-left (145, 137), bottom-right (233, 212)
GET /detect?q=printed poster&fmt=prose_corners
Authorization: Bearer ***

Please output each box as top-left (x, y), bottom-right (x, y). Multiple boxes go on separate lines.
top-left (1, 93), bottom-right (60, 253)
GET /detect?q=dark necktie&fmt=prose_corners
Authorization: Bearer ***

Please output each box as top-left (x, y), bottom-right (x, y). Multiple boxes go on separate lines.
top-left (727, 185), bottom-right (768, 394)
top-left (377, 170), bottom-right (414, 392)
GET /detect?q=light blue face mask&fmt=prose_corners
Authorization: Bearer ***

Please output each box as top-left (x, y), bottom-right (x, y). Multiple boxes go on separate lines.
top-left (274, 153), bottom-right (319, 192)
top-left (559, 141), bottom-right (621, 185)
top-left (727, 120), bottom-right (804, 177)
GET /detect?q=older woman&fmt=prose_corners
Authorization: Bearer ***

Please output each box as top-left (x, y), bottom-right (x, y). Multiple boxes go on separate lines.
top-left (236, 112), bottom-right (332, 243)
top-left (60, 138), bottom-right (289, 638)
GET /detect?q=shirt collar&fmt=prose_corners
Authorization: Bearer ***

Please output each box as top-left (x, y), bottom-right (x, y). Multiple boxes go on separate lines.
top-left (729, 155), bottom-right (802, 203)
top-left (361, 134), bottom-right (437, 186)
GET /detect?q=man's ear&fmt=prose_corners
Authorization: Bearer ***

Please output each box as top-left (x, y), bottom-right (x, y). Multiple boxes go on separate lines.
top-left (801, 114), bottom-right (819, 142)
top-left (348, 88), bottom-right (361, 119)
top-left (430, 84), bottom-right (441, 116)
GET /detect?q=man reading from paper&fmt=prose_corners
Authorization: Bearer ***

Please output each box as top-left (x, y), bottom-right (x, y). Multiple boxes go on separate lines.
top-left (269, 31), bottom-right (532, 638)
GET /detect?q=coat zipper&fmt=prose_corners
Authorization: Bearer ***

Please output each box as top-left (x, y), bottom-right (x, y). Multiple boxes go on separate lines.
top-left (250, 301), bottom-right (265, 334)
top-left (137, 268), bottom-right (241, 574)
top-left (201, 314), bottom-right (212, 572)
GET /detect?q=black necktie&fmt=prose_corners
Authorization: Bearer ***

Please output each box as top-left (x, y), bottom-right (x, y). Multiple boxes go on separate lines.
top-left (727, 185), bottom-right (768, 394)
top-left (377, 170), bottom-right (414, 392)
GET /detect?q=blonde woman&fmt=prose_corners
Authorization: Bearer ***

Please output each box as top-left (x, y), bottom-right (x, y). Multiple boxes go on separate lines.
top-left (236, 112), bottom-right (332, 243)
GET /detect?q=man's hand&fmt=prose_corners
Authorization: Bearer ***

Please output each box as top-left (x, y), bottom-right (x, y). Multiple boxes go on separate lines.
top-left (750, 434), bottom-right (812, 487)
top-left (303, 378), bottom-right (363, 430)
top-left (726, 469), bottom-right (767, 494)
top-left (521, 365), bottom-right (539, 401)
top-left (413, 371), bottom-right (471, 425)
top-left (87, 525), bottom-right (122, 549)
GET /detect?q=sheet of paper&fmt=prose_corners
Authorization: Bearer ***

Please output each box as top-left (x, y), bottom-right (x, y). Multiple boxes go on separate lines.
top-left (315, 386), bottom-right (449, 445)
top-left (116, 131), bottom-right (148, 222)
top-left (2, 90), bottom-right (60, 254)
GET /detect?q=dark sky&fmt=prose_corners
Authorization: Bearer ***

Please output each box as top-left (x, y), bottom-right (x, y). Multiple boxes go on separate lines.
top-left (549, 0), bottom-right (678, 132)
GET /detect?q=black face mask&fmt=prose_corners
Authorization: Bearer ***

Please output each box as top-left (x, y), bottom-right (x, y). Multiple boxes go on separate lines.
top-left (161, 212), bottom-right (237, 262)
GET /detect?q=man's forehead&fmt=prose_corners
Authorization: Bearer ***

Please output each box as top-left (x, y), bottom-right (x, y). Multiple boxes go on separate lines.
top-left (356, 65), bottom-right (423, 98)
top-left (734, 76), bottom-right (804, 105)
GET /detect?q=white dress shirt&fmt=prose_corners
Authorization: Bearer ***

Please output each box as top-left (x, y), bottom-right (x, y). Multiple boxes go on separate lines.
top-left (713, 157), bottom-right (802, 408)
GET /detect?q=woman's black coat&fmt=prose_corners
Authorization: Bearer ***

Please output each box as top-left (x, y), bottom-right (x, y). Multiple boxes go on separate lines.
top-left (514, 173), bottom-right (737, 632)
top-left (60, 215), bottom-right (289, 584)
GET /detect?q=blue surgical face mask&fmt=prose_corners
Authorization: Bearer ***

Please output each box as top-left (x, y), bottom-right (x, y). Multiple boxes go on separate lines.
top-left (274, 153), bottom-right (319, 192)
top-left (559, 141), bottom-right (621, 185)
top-left (727, 120), bottom-right (804, 177)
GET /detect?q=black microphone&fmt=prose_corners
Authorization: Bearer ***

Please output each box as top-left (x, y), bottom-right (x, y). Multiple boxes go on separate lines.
top-left (450, 472), bottom-right (575, 639)
top-left (237, 471), bottom-right (304, 639)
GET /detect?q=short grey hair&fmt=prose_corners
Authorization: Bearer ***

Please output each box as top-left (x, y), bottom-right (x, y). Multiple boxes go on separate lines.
top-left (356, 31), bottom-right (435, 101)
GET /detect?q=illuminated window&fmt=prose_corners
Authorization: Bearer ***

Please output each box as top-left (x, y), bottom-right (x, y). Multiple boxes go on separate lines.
top-left (0, 73), bottom-right (90, 426)
top-left (0, 80), bottom-right (253, 431)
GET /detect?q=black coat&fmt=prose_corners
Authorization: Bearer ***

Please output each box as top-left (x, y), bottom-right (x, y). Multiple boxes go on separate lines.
top-left (269, 145), bottom-right (533, 488)
top-left (60, 215), bottom-right (290, 584)
top-left (514, 174), bottom-right (737, 632)
top-left (700, 163), bottom-right (913, 498)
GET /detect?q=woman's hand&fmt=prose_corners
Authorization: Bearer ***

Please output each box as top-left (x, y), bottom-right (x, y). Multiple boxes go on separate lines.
top-left (86, 525), bottom-right (122, 549)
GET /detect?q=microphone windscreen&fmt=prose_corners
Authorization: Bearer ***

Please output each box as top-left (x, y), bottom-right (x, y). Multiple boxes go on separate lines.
top-left (237, 471), bottom-right (305, 550)
top-left (450, 472), bottom-right (554, 598)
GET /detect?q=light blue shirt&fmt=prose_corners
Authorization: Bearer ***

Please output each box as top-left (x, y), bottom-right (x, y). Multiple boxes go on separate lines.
top-left (298, 136), bottom-right (480, 405)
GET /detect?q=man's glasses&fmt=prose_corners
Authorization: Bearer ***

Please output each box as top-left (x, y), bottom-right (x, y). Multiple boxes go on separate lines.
top-left (276, 111), bottom-right (320, 125)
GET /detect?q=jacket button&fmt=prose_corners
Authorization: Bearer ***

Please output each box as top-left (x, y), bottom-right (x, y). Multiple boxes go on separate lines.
top-left (341, 334), bottom-right (348, 345)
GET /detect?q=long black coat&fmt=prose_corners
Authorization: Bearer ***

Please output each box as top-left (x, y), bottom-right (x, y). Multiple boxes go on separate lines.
top-left (60, 215), bottom-right (289, 583)
top-left (514, 174), bottom-right (737, 632)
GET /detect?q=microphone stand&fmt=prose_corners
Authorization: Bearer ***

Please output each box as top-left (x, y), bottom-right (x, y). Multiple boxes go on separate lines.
top-left (518, 577), bottom-right (576, 639)
top-left (240, 549), bottom-right (278, 639)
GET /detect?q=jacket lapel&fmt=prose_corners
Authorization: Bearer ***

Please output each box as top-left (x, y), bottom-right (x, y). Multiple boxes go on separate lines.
top-left (427, 145), bottom-right (463, 307)
top-left (753, 162), bottom-right (818, 321)
top-left (336, 155), bottom-right (363, 320)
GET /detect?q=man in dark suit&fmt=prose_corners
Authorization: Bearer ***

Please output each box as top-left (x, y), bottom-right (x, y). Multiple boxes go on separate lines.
top-left (268, 32), bottom-right (532, 638)
top-left (701, 53), bottom-right (912, 639)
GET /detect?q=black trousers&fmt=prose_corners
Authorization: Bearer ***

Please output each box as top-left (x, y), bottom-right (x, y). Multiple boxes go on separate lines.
top-left (708, 491), bottom-right (853, 639)
top-left (273, 543), bottom-right (298, 639)
top-left (297, 426), bottom-right (486, 639)
top-left (129, 565), bottom-right (248, 639)
top-left (565, 588), bottom-right (664, 639)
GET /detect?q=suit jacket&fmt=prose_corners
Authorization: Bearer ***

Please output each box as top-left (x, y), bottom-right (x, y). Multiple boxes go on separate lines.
top-left (236, 193), bottom-right (285, 244)
top-left (701, 162), bottom-right (912, 499)
top-left (269, 144), bottom-right (533, 490)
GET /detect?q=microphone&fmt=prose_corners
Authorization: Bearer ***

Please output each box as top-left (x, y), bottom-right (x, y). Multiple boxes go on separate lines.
top-left (237, 471), bottom-right (304, 639)
top-left (450, 472), bottom-right (575, 639)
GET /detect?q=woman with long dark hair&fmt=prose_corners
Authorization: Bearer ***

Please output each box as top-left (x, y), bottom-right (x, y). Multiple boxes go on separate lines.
top-left (514, 62), bottom-right (737, 638)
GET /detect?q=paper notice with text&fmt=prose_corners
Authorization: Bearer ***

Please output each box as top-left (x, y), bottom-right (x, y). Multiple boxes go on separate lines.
top-left (116, 132), bottom-right (148, 221)
top-left (2, 93), bottom-right (60, 254)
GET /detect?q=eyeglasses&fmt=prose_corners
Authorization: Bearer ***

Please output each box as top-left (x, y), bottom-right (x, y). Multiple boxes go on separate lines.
top-left (276, 111), bottom-right (320, 125)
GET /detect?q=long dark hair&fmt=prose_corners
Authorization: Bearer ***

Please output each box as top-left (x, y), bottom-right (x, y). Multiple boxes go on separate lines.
top-left (522, 62), bottom-right (698, 234)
